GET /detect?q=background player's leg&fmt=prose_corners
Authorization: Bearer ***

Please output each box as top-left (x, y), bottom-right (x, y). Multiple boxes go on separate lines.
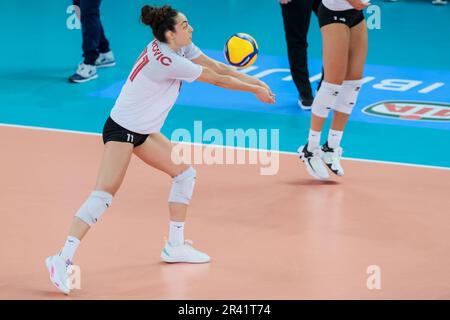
top-left (298, 22), bottom-right (350, 180)
top-left (330, 20), bottom-right (368, 132)
top-left (310, 23), bottom-right (350, 134)
top-left (322, 20), bottom-right (368, 176)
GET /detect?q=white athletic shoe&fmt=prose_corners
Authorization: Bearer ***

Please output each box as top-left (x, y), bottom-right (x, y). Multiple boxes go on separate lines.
top-left (298, 144), bottom-right (330, 180)
top-left (68, 63), bottom-right (98, 83)
top-left (321, 142), bottom-right (344, 177)
top-left (161, 240), bottom-right (210, 264)
top-left (45, 255), bottom-right (71, 295)
top-left (95, 51), bottom-right (116, 68)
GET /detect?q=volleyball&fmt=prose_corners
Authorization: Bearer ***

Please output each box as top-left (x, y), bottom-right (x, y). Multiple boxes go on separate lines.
top-left (224, 33), bottom-right (259, 68)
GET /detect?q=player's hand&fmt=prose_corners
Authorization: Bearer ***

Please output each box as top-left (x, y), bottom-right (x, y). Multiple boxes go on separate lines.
top-left (348, 0), bottom-right (370, 10)
top-left (254, 86), bottom-right (275, 104)
top-left (257, 80), bottom-right (274, 97)
top-left (278, 0), bottom-right (292, 4)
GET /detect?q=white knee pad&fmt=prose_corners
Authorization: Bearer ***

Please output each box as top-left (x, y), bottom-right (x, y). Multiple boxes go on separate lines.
top-left (75, 190), bottom-right (113, 226)
top-left (311, 81), bottom-right (342, 118)
top-left (333, 79), bottom-right (363, 115)
top-left (168, 167), bottom-right (196, 205)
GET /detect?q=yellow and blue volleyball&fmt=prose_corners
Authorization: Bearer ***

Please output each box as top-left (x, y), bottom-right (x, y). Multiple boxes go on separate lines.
top-left (224, 33), bottom-right (259, 68)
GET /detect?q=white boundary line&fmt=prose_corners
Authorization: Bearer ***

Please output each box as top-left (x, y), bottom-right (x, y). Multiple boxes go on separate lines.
top-left (1, 122), bottom-right (449, 171)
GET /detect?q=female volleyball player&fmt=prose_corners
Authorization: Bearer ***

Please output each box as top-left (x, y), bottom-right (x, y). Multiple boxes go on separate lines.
top-left (298, 0), bottom-right (369, 180)
top-left (46, 4), bottom-right (275, 294)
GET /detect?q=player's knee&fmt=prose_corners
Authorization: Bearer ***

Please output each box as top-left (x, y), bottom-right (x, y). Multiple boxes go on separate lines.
top-left (75, 190), bottom-right (113, 226)
top-left (333, 79), bottom-right (362, 115)
top-left (311, 81), bottom-right (342, 118)
top-left (168, 166), bottom-right (196, 205)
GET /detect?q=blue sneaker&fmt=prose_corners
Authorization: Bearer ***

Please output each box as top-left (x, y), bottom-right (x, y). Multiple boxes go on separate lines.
top-left (95, 51), bottom-right (116, 68)
top-left (69, 63), bottom-right (98, 83)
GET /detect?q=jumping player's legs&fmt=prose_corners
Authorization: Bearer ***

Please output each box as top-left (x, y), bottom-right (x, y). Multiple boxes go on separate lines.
top-left (330, 20), bottom-right (367, 132)
top-left (298, 22), bottom-right (350, 180)
top-left (311, 23), bottom-right (350, 134)
top-left (322, 20), bottom-right (368, 176)
top-left (133, 133), bottom-right (210, 263)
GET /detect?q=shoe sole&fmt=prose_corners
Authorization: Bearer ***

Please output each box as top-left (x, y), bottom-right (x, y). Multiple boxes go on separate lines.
top-left (96, 62), bottom-right (116, 69)
top-left (161, 252), bottom-right (210, 264)
top-left (69, 74), bottom-right (99, 83)
top-left (45, 257), bottom-right (70, 295)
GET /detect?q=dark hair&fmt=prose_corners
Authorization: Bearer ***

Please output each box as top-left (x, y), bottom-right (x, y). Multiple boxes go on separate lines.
top-left (140, 5), bottom-right (179, 42)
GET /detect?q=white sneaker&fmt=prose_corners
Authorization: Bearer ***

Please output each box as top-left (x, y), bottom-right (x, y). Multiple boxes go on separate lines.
top-left (95, 51), bottom-right (116, 68)
top-left (68, 63), bottom-right (98, 83)
top-left (45, 255), bottom-right (71, 295)
top-left (298, 144), bottom-right (329, 180)
top-left (161, 240), bottom-right (210, 263)
top-left (321, 142), bottom-right (344, 176)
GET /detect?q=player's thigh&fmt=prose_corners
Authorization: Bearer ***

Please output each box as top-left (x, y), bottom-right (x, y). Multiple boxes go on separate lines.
top-left (133, 133), bottom-right (189, 178)
top-left (321, 23), bottom-right (351, 84)
top-left (346, 19), bottom-right (368, 80)
top-left (94, 141), bottom-right (134, 195)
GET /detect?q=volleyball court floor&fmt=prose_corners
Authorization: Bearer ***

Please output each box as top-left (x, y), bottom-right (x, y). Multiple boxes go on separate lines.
top-left (1, 0), bottom-right (449, 299)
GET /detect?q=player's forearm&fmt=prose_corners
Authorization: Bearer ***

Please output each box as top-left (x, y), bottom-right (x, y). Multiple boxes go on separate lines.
top-left (214, 74), bottom-right (259, 93)
top-left (220, 64), bottom-right (262, 87)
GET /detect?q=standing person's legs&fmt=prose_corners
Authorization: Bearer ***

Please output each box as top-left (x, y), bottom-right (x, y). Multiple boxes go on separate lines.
top-left (79, 0), bottom-right (102, 65)
top-left (96, 22), bottom-right (116, 68)
top-left (69, 0), bottom-right (102, 82)
top-left (95, 8), bottom-right (116, 68)
top-left (133, 133), bottom-right (210, 263)
top-left (312, 0), bottom-right (321, 15)
top-left (280, 0), bottom-right (315, 106)
top-left (98, 23), bottom-right (111, 54)
top-left (313, 0), bottom-right (325, 90)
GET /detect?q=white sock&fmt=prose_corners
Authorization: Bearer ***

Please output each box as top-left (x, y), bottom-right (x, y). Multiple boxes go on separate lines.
top-left (307, 129), bottom-right (322, 152)
top-left (59, 236), bottom-right (80, 263)
top-left (328, 129), bottom-right (344, 149)
top-left (169, 221), bottom-right (185, 246)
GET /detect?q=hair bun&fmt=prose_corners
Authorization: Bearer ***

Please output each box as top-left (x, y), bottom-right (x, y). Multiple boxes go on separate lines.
top-left (140, 5), bottom-right (179, 42)
top-left (140, 5), bottom-right (156, 27)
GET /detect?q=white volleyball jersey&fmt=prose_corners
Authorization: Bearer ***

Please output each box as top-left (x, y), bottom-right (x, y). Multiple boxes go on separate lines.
top-left (110, 40), bottom-right (203, 134)
top-left (322, 0), bottom-right (354, 11)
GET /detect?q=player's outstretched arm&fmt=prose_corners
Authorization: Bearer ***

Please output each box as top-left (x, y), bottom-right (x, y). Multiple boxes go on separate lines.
top-left (196, 66), bottom-right (275, 104)
top-left (192, 54), bottom-right (274, 96)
